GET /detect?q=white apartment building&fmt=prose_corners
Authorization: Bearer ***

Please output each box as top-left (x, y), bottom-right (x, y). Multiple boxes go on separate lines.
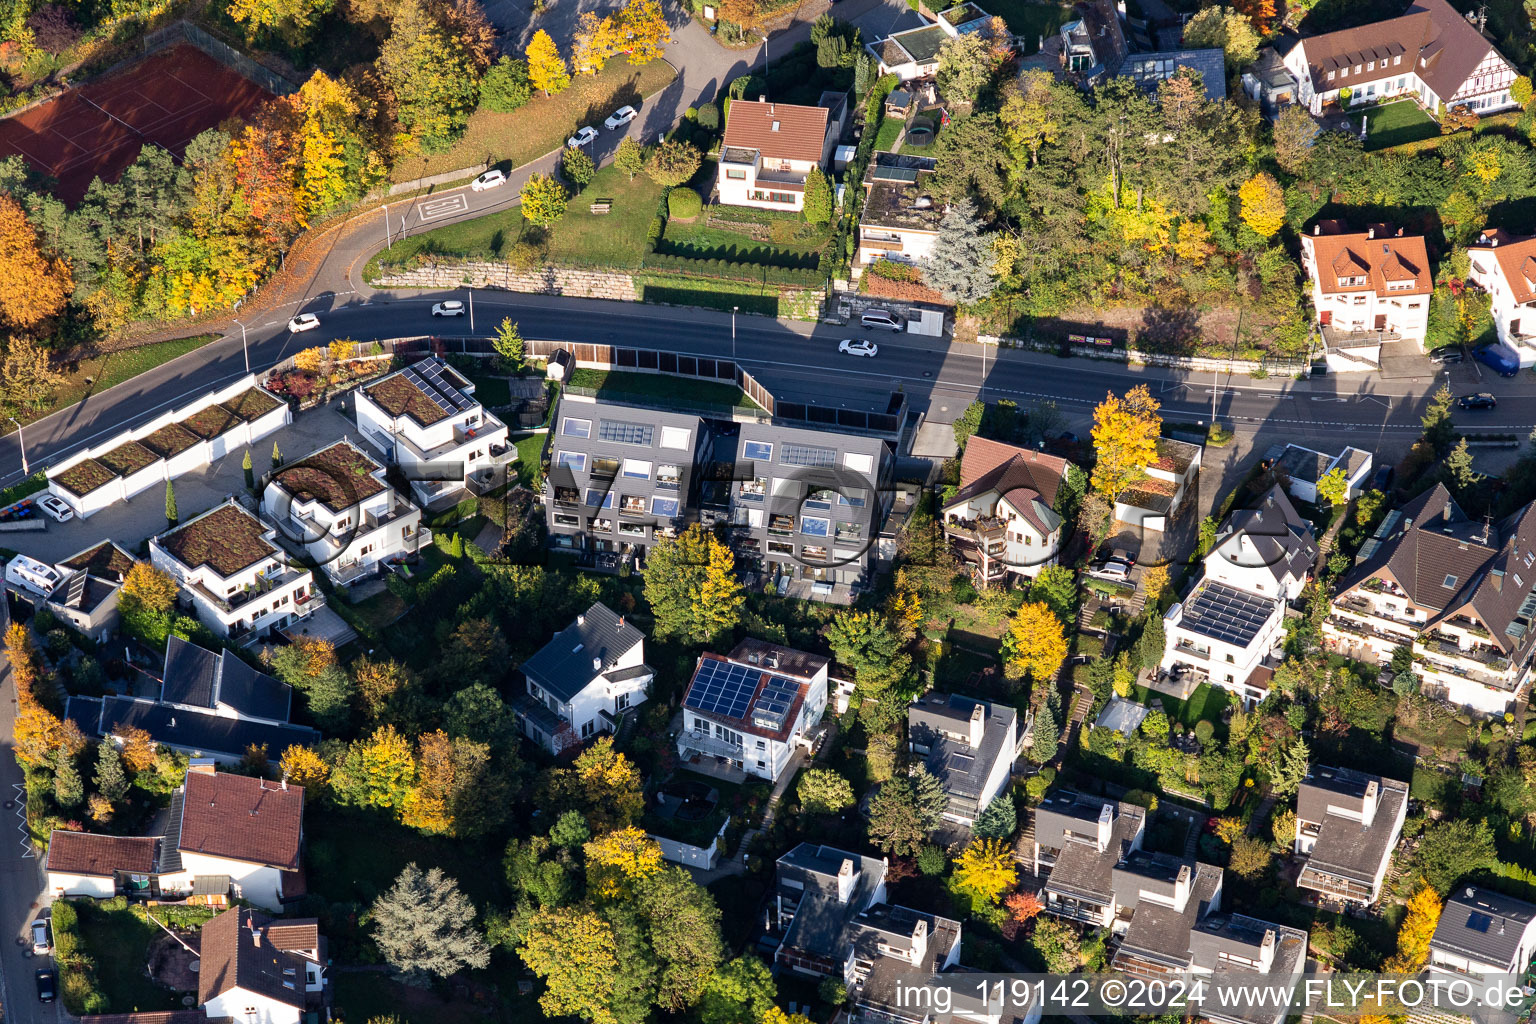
top-left (941, 437), bottom-right (1073, 587)
top-left (262, 439), bottom-right (427, 585)
top-left (907, 692), bottom-right (1019, 826)
top-left (678, 639), bottom-right (829, 782)
top-left (1279, 0), bottom-right (1517, 117)
top-left (1301, 221), bottom-right (1432, 346)
top-left (1293, 765), bottom-right (1408, 905)
top-left (1468, 229), bottom-right (1536, 368)
top-left (514, 602), bottom-right (653, 753)
top-left (717, 98), bottom-right (841, 213)
top-left (1325, 483), bottom-right (1536, 716)
top-left (354, 356), bottom-right (510, 507)
top-left (150, 500), bottom-right (319, 643)
top-left (1161, 485), bottom-right (1316, 707)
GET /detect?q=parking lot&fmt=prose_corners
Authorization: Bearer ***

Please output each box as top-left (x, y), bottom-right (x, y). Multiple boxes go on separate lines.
top-left (12, 399), bottom-right (364, 566)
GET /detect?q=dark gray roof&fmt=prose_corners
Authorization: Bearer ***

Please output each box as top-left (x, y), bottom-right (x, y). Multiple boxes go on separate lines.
top-left (1040, 796), bottom-right (1146, 904)
top-left (65, 695), bottom-right (104, 735)
top-left (152, 786), bottom-right (187, 874)
top-left (93, 696), bottom-right (319, 762)
top-left (776, 843), bottom-right (886, 959)
top-left (161, 637), bottom-right (291, 722)
top-left (851, 905), bottom-right (963, 1016)
top-left (1216, 485), bottom-right (1317, 588)
top-left (1114, 862), bottom-right (1224, 971)
top-left (1431, 886), bottom-right (1536, 969)
top-left (521, 602), bottom-right (646, 703)
top-left (1297, 766), bottom-right (1408, 885)
top-left (1111, 850), bottom-right (1192, 908)
top-left (1034, 790), bottom-right (1143, 852)
top-left (1196, 915), bottom-right (1311, 1024)
top-left (1179, 580), bottom-right (1276, 647)
top-left (907, 693), bottom-right (1016, 814)
top-left (1122, 48), bottom-right (1228, 100)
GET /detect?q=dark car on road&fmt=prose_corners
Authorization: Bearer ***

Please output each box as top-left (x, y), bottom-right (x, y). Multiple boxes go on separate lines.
top-left (36, 967), bottom-right (56, 1002)
top-left (1429, 347), bottom-right (1464, 365)
top-left (1457, 393), bottom-right (1498, 410)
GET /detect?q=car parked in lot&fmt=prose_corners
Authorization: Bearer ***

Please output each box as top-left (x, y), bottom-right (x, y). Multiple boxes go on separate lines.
top-left (838, 339), bottom-right (879, 358)
top-left (567, 126), bottom-right (598, 148)
top-left (36, 968), bottom-right (55, 1002)
top-left (1474, 345), bottom-right (1518, 377)
top-left (470, 169), bottom-right (506, 191)
top-left (1457, 392), bottom-right (1498, 410)
top-left (287, 313), bottom-right (320, 333)
top-left (1429, 347), bottom-right (1464, 365)
top-left (37, 495), bottom-right (73, 522)
top-left (1087, 560), bottom-right (1133, 583)
top-left (1372, 464), bottom-right (1395, 491)
top-left (604, 105), bottom-right (638, 129)
top-left (860, 309), bottom-right (904, 332)
top-left (31, 918), bottom-right (49, 956)
top-left (431, 301), bottom-right (465, 317)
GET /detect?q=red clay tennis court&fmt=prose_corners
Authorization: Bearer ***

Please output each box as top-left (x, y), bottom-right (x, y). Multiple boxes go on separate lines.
top-left (0, 44), bottom-right (273, 204)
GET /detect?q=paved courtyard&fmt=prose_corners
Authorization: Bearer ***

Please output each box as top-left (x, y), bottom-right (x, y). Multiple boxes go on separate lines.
top-left (13, 398), bottom-right (361, 566)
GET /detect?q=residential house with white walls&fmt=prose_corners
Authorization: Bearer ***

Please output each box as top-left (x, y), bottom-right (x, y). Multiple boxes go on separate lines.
top-left (513, 602), bottom-right (653, 753)
top-left (150, 500), bottom-right (320, 643)
top-left (1428, 886), bottom-right (1536, 980)
top-left (1272, 443), bottom-right (1373, 505)
top-left (1468, 229), bottom-right (1536, 368)
top-left (198, 908), bottom-right (327, 1024)
top-left (678, 638), bottom-right (829, 783)
top-left (1160, 485), bottom-right (1317, 707)
top-left (11, 540), bottom-right (135, 643)
top-left (1113, 438), bottom-right (1202, 534)
top-left (1277, 0), bottom-right (1517, 117)
top-left (262, 438), bottom-right (427, 585)
top-left (1293, 764), bottom-right (1409, 904)
top-left (1325, 483), bottom-right (1536, 716)
top-left (717, 96), bottom-right (843, 212)
top-left (353, 356), bottom-right (511, 507)
top-left (855, 154), bottom-right (942, 273)
top-left (907, 692), bottom-right (1020, 826)
top-left (47, 763), bottom-right (306, 910)
top-left (871, 2), bottom-right (994, 80)
top-left (45, 377), bottom-right (287, 518)
top-left (1300, 221), bottom-right (1432, 351)
top-left (941, 437), bottom-right (1074, 587)
top-left (1032, 790), bottom-right (1147, 925)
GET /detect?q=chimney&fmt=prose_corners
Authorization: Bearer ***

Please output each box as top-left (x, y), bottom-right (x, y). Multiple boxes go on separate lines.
top-left (968, 702), bottom-right (985, 748)
top-left (188, 759), bottom-right (217, 775)
top-left (1313, 224), bottom-right (1321, 236)
top-left (618, 615), bottom-right (625, 628)
top-left (1173, 863), bottom-right (1192, 909)
top-left (1367, 226), bottom-right (1375, 239)
top-left (910, 917), bottom-right (929, 964)
top-left (281, 773), bottom-right (288, 792)
top-left (577, 613), bottom-right (585, 625)
top-left (593, 656), bottom-right (602, 672)
top-left (1361, 779), bottom-right (1379, 827)
top-left (758, 94), bottom-right (767, 102)
top-left (837, 858), bottom-right (856, 903)
top-left (1096, 802), bottom-right (1114, 851)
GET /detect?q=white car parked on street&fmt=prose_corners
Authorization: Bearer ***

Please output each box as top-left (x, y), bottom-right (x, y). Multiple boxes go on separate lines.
top-left (567, 126), bottom-right (598, 148)
top-left (431, 301), bottom-right (466, 317)
top-left (287, 313), bottom-right (321, 333)
top-left (604, 105), bottom-right (638, 130)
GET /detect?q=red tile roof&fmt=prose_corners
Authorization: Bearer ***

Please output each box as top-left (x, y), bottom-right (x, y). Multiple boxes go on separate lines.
top-left (1470, 232), bottom-right (1536, 304)
top-left (1304, 227), bottom-right (1431, 296)
top-left (178, 771), bottom-right (304, 870)
top-left (722, 100), bottom-right (830, 164)
top-left (46, 831), bottom-right (157, 876)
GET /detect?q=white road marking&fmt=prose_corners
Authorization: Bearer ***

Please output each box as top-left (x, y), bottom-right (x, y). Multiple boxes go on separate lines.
top-left (416, 194), bottom-right (469, 221)
top-left (14, 783), bottom-right (33, 858)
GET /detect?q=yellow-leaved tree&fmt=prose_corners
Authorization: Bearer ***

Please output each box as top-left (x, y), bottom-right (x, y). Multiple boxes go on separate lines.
top-left (1089, 384), bottom-right (1161, 498)
top-left (0, 195), bottom-right (71, 331)
top-left (570, 10), bottom-right (620, 75)
top-left (518, 906), bottom-right (619, 1022)
top-left (951, 837), bottom-right (1017, 907)
top-left (759, 1009), bottom-right (815, 1024)
top-left (279, 744), bottom-right (330, 795)
top-left (121, 561), bottom-right (178, 612)
top-left (526, 30), bottom-right (570, 96)
top-left (618, 0), bottom-right (669, 64)
top-left (1385, 884), bottom-right (1442, 972)
top-left (1238, 172), bottom-right (1285, 239)
top-left (584, 826), bottom-right (664, 897)
top-left (1004, 600), bottom-right (1067, 682)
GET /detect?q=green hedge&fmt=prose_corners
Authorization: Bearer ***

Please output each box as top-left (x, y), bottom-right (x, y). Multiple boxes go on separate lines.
top-left (51, 901), bottom-right (108, 1015)
top-left (668, 187), bottom-right (702, 219)
top-left (640, 252), bottom-right (825, 288)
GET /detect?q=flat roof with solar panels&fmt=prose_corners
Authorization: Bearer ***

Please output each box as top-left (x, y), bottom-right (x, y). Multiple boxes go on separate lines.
top-left (1180, 580), bottom-right (1275, 647)
top-left (363, 356), bottom-right (481, 427)
top-left (683, 653), bottom-right (811, 740)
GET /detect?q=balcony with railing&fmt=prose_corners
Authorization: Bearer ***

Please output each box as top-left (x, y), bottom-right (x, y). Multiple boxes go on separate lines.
top-left (553, 486), bottom-right (580, 509)
top-left (680, 727), bottom-right (746, 763)
top-left (1335, 593), bottom-right (1421, 632)
top-left (192, 568), bottom-right (309, 615)
top-left (944, 515), bottom-right (1007, 544)
top-left (1043, 895), bottom-right (1111, 926)
top-left (1173, 640), bottom-right (1211, 662)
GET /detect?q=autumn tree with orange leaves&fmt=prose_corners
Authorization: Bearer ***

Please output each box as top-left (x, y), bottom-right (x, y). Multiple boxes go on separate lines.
top-left (0, 196), bottom-right (70, 331)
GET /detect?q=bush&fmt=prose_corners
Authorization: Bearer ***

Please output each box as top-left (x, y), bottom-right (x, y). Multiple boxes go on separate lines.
top-left (480, 56), bottom-right (532, 112)
top-left (667, 187), bottom-right (703, 220)
top-left (697, 101), bottom-right (719, 129)
top-left (1194, 720), bottom-right (1215, 744)
top-left (917, 844), bottom-right (948, 875)
top-left (644, 215), bottom-right (665, 253)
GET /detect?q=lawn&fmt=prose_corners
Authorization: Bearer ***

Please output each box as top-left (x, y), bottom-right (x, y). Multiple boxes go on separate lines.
top-left (366, 165), bottom-right (665, 280)
top-left (1362, 99), bottom-right (1440, 151)
top-left (873, 113), bottom-right (904, 151)
top-left (567, 367), bottom-right (763, 411)
top-left (1132, 682), bottom-right (1232, 728)
top-left (465, 372), bottom-right (511, 408)
top-left (11, 334), bottom-right (219, 430)
top-left (512, 432), bottom-right (546, 488)
top-left (983, 0), bottom-right (1072, 50)
top-left (75, 900), bottom-right (205, 1013)
top-left (660, 205), bottom-right (831, 270)
top-left (391, 56), bottom-right (677, 182)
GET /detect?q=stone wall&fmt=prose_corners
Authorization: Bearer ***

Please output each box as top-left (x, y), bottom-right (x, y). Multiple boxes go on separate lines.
top-left (375, 262), bottom-right (640, 302)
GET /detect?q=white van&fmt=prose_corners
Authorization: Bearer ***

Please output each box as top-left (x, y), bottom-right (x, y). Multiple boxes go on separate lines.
top-left (860, 309), bottom-right (904, 332)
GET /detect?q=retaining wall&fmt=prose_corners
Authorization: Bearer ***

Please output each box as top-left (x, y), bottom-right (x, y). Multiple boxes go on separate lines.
top-left (375, 262), bottom-right (641, 301)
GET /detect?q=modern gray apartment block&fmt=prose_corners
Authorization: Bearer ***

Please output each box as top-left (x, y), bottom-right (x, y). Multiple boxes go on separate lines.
top-left (542, 395), bottom-right (895, 591)
top-left (543, 397), bottom-right (713, 568)
top-left (724, 422), bottom-right (893, 590)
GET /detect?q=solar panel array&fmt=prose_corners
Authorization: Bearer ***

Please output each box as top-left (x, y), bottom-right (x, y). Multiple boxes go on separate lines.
top-left (1181, 581), bottom-right (1274, 647)
top-left (403, 361), bottom-right (476, 418)
top-left (598, 420), bottom-right (655, 446)
top-left (1466, 911), bottom-right (1493, 933)
top-left (751, 676), bottom-right (799, 731)
top-left (781, 444), bottom-right (836, 467)
top-left (686, 659), bottom-right (757, 720)
top-left (872, 165), bottom-right (919, 184)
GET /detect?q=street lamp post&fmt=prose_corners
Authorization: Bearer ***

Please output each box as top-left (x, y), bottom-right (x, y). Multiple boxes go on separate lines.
top-left (468, 287), bottom-right (475, 334)
top-left (7, 416), bottom-right (27, 476)
top-left (382, 203), bottom-right (391, 250)
top-left (233, 316), bottom-right (250, 373)
top-left (732, 306), bottom-right (738, 366)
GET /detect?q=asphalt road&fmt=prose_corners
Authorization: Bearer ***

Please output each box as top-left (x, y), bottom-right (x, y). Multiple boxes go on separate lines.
top-left (0, 284), bottom-right (1503, 487)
